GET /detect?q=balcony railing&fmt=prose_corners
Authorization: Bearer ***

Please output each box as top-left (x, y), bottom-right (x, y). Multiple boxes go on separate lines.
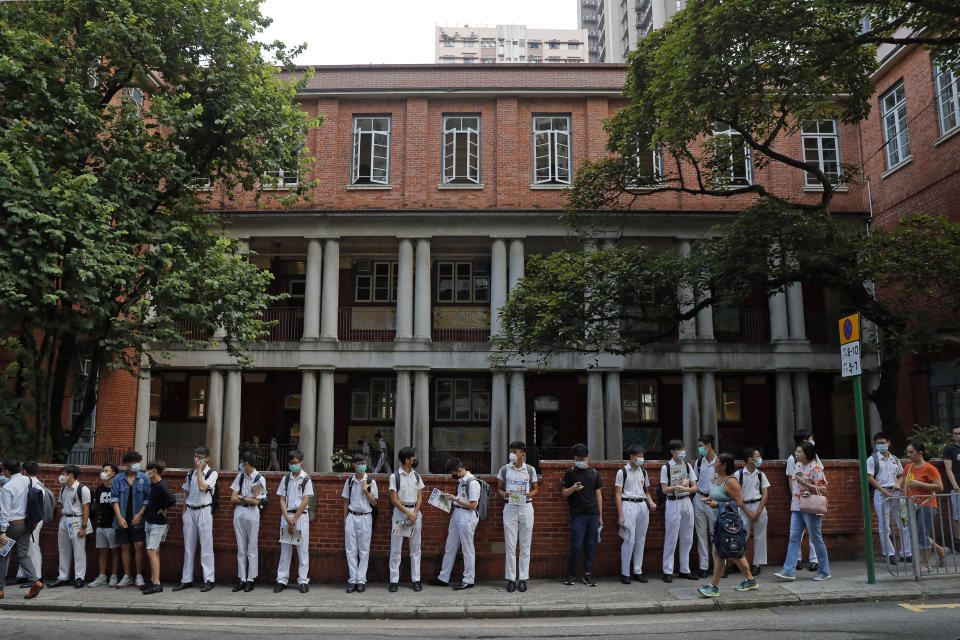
top-left (173, 319), bottom-right (212, 341)
top-left (262, 306), bottom-right (304, 342)
top-left (432, 307), bottom-right (490, 342)
top-left (339, 307), bottom-right (397, 342)
top-left (805, 312), bottom-right (840, 346)
top-left (429, 450), bottom-right (490, 475)
top-left (622, 319), bottom-right (679, 345)
top-left (714, 310), bottom-right (771, 344)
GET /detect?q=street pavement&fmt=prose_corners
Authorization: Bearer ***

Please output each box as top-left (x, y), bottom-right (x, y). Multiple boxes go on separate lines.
top-left (1, 559), bottom-right (959, 621)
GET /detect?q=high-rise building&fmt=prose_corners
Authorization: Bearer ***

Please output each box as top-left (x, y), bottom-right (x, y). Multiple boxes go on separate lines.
top-left (434, 24), bottom-right (589, 64)
top-left (579, 0), bottom-right (684, 62)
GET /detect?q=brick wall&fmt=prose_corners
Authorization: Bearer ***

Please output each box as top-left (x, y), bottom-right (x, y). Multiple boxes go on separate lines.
top-left (18, 459), bottom-right (937, 584)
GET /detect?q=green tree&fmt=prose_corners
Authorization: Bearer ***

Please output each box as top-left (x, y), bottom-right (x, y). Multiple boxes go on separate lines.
top-left (0, 0), bottom-right (320, 461)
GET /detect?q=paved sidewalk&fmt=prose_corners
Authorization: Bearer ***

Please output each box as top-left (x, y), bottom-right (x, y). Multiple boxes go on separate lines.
top-left (2, 560), bottom-right (958, 619)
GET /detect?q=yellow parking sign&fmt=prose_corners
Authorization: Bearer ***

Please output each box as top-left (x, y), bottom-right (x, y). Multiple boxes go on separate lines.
top-left (838, 313), bottom-right (860, 345)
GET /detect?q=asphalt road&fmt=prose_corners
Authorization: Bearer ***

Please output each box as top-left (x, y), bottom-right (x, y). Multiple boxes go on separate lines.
top-left (1, 599), bottom-right (959, 639)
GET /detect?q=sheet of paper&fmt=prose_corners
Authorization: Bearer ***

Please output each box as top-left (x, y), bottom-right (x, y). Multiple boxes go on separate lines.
top-left (279, 528), bottom-right (302, 546)
top-left (427, 488), bottom-right (452, 513)
top-left (0, 537), bottom-right (14, 557)
top-left (392, 520), bottom-right (414, 537)
top-left (669, 465), bottom-right (685, 487)
top-left (619, 525), bottom-right (631, 540)
top-left (508, 492), bottom-right (526, 506)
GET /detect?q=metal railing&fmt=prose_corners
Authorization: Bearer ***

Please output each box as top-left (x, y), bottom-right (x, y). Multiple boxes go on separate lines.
top-left (429, 450), bottom-right (490, 475)
top-left (339, 307), bottom-right (397, 342)
top-left (262, 306), bottom-right (304, 341)
top-left (173, 319), bottom-right (212, 341)
top-left (714, 310), bottom-right (771, 344)
top-left (66, 446), bottom-right (134, 467)
top-left (622, 319), bottom-right (679, 345)
top-left (144, 442), bottom-right (200, 469)
top-left (805, 312), bottom-right (841, 346)
top-left (882, 492), bottom-right (960, 580)
top-left (432, 307), bottom-right (490, 342)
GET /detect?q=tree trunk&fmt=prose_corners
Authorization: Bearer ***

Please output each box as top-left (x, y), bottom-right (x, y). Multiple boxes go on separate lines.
top-left (870, 350), bottom-right (906, 444)
top-left (47, 333), bottom-right (75, 463)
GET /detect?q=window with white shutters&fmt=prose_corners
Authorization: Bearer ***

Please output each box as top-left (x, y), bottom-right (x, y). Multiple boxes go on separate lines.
top-left (442, 116), bottom-right (481, 184)
top-left (533, 115), bottom-right (571, 185)
top-left (352, 116), bottom-right (391, 184)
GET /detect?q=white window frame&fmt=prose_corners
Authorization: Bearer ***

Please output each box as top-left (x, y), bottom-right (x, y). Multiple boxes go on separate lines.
top-left (123, 87), bottom-right (144, 117)
top-left (436, 261), bottom-right (489, 303)
top-left (533, 115), bottom-right (572, 185)
top-left (351, 116), bottom-right (391, 185)
top-left (442, 115), bottom-right (481, 184)
top-left (621, 378), bottom-right (658, 423)
top-left (712, 121), bottom-right (753, 186)
top-left (434, 377), bottom-right (490, 422)
top-left (350, 376), bottom-right (396, 421)
top-left (262, 168), bottom-right (299, 189)
top-left (935, 64), bottom-right (960, 137)
top-left (633, 142), bottom-right (663, 187)
top-left (372, 261), bottom-right (398, 303)
top-left (881, 81), bottom-right (911, 168)
top-left (801, 119), bottom-right (842, 186)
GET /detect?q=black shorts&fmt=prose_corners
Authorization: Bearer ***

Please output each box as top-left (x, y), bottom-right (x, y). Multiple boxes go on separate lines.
top-left (114, 525), bottom-right (146, 545)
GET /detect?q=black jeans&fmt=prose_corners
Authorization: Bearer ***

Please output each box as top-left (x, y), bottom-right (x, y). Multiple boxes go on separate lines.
top-left (568, 513), bottom-right (600, 575)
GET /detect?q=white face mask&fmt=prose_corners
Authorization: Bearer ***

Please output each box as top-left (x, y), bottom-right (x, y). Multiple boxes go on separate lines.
top-left (100, 471), bottom-right (110, 481)
top-left (677, 450), bottom-right (687, 460)
top-left (509, 452), bottom-right (518, 464)
top-left (632, 457), bottom-right (644, 467)
top-left (58, 474), bottom-right (68, 484)
top-left (755, 458), bottom-right (763, 467)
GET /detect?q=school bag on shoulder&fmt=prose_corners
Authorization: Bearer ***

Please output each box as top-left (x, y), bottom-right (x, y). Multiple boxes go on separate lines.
top-left (41, 484), bottom-right (56, 524)
top-left (187, 467), bottom-right (219, 514)
top-left (24, 479), bottom-right (50, 531)
top-left (736, 468), bottom-right (766, 502)
top-left (468, 477), bottom-right (492, 521)
top-left (713, 500), bottom-right (747, 559)
top-left (282, 473), bottom-right (317, 522)
top-left (394, 469), bottom-right (422, 503)
top-left (240, 473), bottom-right (269, 514)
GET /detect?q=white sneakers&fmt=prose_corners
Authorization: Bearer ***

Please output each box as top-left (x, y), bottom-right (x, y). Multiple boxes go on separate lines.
top-left (774, 572), bottom-right (796, 581)
top-left (87, 574), bottom-right (108, 587)
top-left (108, 574), bottom-right (119, 587)
top-left (812, 574), bottom-right (832, 581)
top-left (135, 574), bottom-right (145, 588)
top-left (116, 575), bottom-right (134, 589)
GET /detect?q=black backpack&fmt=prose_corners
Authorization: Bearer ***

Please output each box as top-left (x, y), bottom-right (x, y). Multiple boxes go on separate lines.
top-left (240, 472), bottom-right (268, 513)
top-left (25, 478), bottom-right (46, 531)
top-left (187, 468), bottom-right (218, 514)
top-left (348, 476), bottom-right (378, 522)
top-left (713, 491), bottom-right (747, 559)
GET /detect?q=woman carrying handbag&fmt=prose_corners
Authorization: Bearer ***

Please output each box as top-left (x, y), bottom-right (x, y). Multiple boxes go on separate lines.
top-left (775, 441), bottom-right (832, 581)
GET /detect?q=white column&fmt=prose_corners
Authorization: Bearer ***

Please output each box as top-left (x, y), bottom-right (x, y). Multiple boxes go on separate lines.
top-left (414, 239), bottom-right (432, 341)
top-left (320, 238), bottom-right (339, 340)
top-left (394, 370), bottom-right (412, 469)
top-left (508, 238), bottom-right (525, 292)
top-left (792, 372), bottom-right (812, 435)
top-left (587, 371), bottom-right (605, 459)
top-left (395, 239), bottom-right (414, 341)
top-left (302, 239), bottom-right (322, 339)
top-left (298, 369), bottom-right (317, 471)
top-left (317, 369), bottom-right (335, 472)
top-left (681, 372), bottom-right (700, 452)
top-left (221, 369), bottom-right (242, 470)
top-left (786, 282), bottom-right (806, 340)
top-left (868, 373), bottom-right (883, 438)
top-left (696, 288), bottom-right (715, 340)
top-left (775, 372), bottom-right (795, 459)
top-left (508, 371), bottom-right (526, 445)
top-left (134, 364), bottom-right (151, 454)
top-left (491, 373), bottom-right (508, 473)
top-left (413, 370), bottom-right (430, 473)
top-left (604, 372), bottom-right (623, 461)
top-left (205, 369), bottom-right (225, 468)
top-left (490, 238), bottom-right (508, 337)
top-left (699, 371), bottom-right (717, 442)
top-left (677, 240), bottom-right (696, 340)
top-left (769, 291), bottom-right (789, 341)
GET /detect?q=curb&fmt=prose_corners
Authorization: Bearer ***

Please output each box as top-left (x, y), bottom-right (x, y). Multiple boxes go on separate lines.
top-left (0, 586), bottom-right (957, 619)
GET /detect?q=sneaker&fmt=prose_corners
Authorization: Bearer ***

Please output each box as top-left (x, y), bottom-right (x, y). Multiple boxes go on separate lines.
top-left (562, 574), bottom-right (575, 586)
top-left (141, 583), bottom-right (163, 595)
top-left (807, 562), bottom-right (819, 572)
top-left (583, 574), bottom-right (597, 587)
top-left (108, 575), bottom-right (119, 587)
top-left (735, 578), bottom-right (758, 592)
top-left (116, 575), bottom-right (134, 589)
top-left (812, 573), bottom-right (832, 581)
top-left (698, 584), bottom-right (720, 598)
top-left (135, 574), bottom-right (145, 588)
top-left (774, 572), bottom-right (795, 581)
top-left (87, 575), bottom-right (108, 588)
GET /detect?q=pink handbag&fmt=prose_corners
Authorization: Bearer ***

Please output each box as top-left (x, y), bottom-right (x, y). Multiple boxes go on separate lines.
top-left (797, 486), bottom-right (828, 515)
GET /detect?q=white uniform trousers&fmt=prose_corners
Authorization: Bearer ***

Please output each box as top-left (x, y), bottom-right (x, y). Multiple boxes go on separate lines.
top-left (181, 506), bottom-right (215, 583)
top-left (56, 516), bottom-right (87, 581)
top-left (345, 512), bottom-right (373, 584)
top-left (873, 490), bottom-right (911, 558)
top-left (662, 497), bottom-right (694, 575)
top-left (503, 501), bottom-right (534, 581)
top-left (438, 510), bottom-right (478, 585)
top-left (693, 495), bottom-right (716, 571)
top-left (233, 507), bottom-right (260, 581)
top-left (277, 514), bottom-right (310, 585)
top-left (17, 522), bottom-right (42, 580)
top-left (739, 507), bottom-right (768, 565)
top-left (620, 501), bottom-right (649, 576)
top-left (389, 509), bottom-right (422, 583)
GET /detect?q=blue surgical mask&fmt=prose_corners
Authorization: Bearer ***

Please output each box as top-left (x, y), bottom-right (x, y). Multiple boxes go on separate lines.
top-left (289, 463), bottom-right (301, 473)
top-left (677, 450), bottom-right (687, 460)
top-left (129, 463), bottom-right (141, 473)
top-left (574, 460), bottom-right (587, 469)
top-left (809, 439), bottom-right (815, 446)
top-left (877, 444), bottom-right (888, 453)
top-left (0, 476), bottom-right (9, 485)
top-left (509, 453), bottom-right (518, 464)
top-left (633, 457), bottom-right (644, 467)
top-left (239, 464), bottom-right (244, 472)
top-left (357, 464), bottom-right (367, 474)
top-left (698, 446), bottom-right (707, 457)
top-left (755, 458), bottom-right (763, 467)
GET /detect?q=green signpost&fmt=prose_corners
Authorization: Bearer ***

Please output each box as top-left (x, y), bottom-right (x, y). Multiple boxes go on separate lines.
top-left (839, 312), bottom-right (875, 584)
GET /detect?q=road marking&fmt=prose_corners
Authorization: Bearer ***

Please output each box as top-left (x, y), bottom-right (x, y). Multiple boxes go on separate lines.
top-left (899, 603), bottom-right (960, 613)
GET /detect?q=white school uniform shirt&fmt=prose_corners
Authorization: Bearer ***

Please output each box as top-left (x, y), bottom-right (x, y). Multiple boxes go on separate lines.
top-left (660, 459), bottom-right (697, 487)
top-left (498, 463), bottom-right (538, 499)
top-left (389, 469), bottom-right (425, 506)
top-left (182, 465), bottom-right (218, 507)
top-left (0, 474), bottom-right (32, 530)
top-left (59, 480), bottom-right (91, 517)
top-left (866, 452), bottom-right (903, 488)
top-left (277, 469), bottom-right (313, 520)
top-left (695, 455), bottom-right (717, 494)
top-left (615, 464), bottom-right (649, 499)
top-left (737, 467), bottom-right (771, 503)
top-left (454, 472), bottom-right (481, 517)
top-left (230, 469), bottom-right (267, 503)
top-left (342, 474), bottom-right (378, 514)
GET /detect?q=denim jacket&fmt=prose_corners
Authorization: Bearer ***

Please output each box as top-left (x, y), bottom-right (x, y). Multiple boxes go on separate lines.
top-left (110, 471), bottom-right (150, 529)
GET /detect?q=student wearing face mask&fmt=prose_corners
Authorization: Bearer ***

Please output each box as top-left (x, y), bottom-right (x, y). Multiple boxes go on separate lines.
top-left (47, 464), bottom-right (91, 588)
top-left (616, 444), bottom-right (656, 584)
top-left (660, 439), bottom-right (698, 583)
top-left (110, 450), bottom-right (150, 589)
top-left (388, 446), bottom-right (425, 592)
top-left (88, 463), bottom-right (122, 587)
top-left (497, 441), bottom-right (539, 593)
top-left (230, 451), bottom-right (267, 592)
top-left (174, 446), bottom-right (218, 592)
top-left (867, 432), bottom-right (911, 565)
top-left (342, 454), bottom-right (378, 593)
top-left (737, 447), bottom-right (770, 576)
top-left (693, 434), bottom-right (718, 579)
top-left (429, 457), bottom-right (481, 590)
top-left (561, 443), bottom-right (604, 587)
top-left (0, 458), bottom-right (45, 600)
top-left (275, 450), bottom-right (313, 593)
top-left (141, 460), bottom-right (176, 595)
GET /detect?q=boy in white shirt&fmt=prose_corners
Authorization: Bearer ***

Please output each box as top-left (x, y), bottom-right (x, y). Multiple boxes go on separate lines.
top-left (693, 434), bottom-right (718, 579)
top-left (48, 465), bottom-right (91, 588)
top-left (867, 432), bottom-right (911, 564)
top-left (616, 444), bottom-right (656, 584)
top-left (274, 449), bottom-right (314, 593)
top-left (660, 439), bottom-right (698, 583)
top-left (429, 457), bottom-right (480, 590)
top-left (496, 441), bottom-right (539, 593)
top-left (230, 451), bottom-right (267, 592)
top-left (738, 447), bottom-right (770, 575)
top-left (388, 446), bottom-right (425, 592)
top-left (342, 454), bottom-right (378, 593)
